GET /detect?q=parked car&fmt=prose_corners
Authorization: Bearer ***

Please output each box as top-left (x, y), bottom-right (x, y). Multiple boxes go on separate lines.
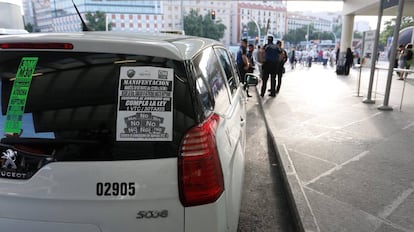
top-left (0, 32), bottom-right (256, 231)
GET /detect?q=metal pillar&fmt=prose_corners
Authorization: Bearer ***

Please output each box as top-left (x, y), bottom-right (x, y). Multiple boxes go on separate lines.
top-left (363, 0), bottom-right (384, 104)
top-left (378, 0), bottom-right (405, 111)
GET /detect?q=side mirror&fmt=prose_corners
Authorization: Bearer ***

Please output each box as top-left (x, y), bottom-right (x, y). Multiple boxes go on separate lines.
top-left (245, 73), bottom-right (259, 86)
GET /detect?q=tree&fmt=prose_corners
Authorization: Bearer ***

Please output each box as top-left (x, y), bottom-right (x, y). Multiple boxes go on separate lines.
top-left (379, 16), bottom-right (414, 48)
top-left (25, 23), bottom-right (34, 32)
top-left (184, 9), bottom-right (226, 41)
top-left (283, 26), bottom-right (307, 44)
top-left (246, 21), bottom-right (266, 38)
top-left (84, 11), bottom-right (111, 31)
top-left (353, 31), bottom-right (363, 39)
top-left (332, 24), bottom-right (342, 41)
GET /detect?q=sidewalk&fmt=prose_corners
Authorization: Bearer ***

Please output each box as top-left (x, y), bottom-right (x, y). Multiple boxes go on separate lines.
top-left (257, 63), bottom-right (414, 232)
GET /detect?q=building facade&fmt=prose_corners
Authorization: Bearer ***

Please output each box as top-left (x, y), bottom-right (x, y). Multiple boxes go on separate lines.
top-left (24, 0), bottom-right (163, 32)
top-left (237, 2), bottom-right (287, 43)
top-left (162, 0), bottom-right (236, 45)
top-left (23, 0), bottom-right (288, 45)
top-left (287, 13), bottom-right (333, 32)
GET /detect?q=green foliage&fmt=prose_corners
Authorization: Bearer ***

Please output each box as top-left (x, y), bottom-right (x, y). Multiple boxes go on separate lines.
top-left (283, 25), bottom-right (308, 44)
top-left (246, 21), bottom-right (265, 38)
top-left (85, 11), bottom-right (112, 31)
top-left (25, 23), bottom-right (34, 32)
top-left (379, 16), bottom-right (414, 48)
top-left (184, 9), bottom-right (226, 41)
top-left (353, 31), bottom-right (363, 39)
top-left (332, 24), bottom-right (342, 40)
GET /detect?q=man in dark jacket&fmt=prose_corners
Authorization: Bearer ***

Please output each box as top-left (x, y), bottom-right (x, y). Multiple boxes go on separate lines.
top-left (236, 38), bottom-right (252, 97)
top-left (261, 36), bottom-right (281, 97)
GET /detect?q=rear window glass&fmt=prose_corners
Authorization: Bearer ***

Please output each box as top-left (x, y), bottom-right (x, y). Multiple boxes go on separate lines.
top-left (0, 51), bottom-right (196, 162)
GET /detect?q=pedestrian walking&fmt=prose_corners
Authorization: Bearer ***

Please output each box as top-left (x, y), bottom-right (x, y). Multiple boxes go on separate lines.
top-left (260, 36), bottom-right (281, 97)
top-left (236, 38), bottom-right (252, 97)
top-left (399, 43), bottom-right (413, 80)
top-left (253, 45), bottom-right (263, 78)
top-left (322, 49), bottom-right (330, 66)
top-left (344, 48), bottom-right (353, 75)
top-left (247, 43), bottom-right (255, 74)
top-left (289, 47), bottom-right (296, 70)
top-left (307, 49), bottom-right (314, 67)
top-left (275, 40), bottom-right (287, 94)
top-left (330, 48), bottom-right (336, 67)
top-left (395, 44), bottom-right (405, 76)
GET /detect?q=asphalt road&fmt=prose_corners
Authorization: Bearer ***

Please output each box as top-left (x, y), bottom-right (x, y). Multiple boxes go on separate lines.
top-left (238, 92), bottom-right (295, 232)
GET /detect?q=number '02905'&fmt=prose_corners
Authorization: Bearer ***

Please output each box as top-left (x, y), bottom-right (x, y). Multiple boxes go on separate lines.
top-left (96, 182), bottom-right (135, 196)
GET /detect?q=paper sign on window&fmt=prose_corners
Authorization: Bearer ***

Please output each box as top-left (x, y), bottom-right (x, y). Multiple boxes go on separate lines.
top-left (116, 66), bottom-right (173, 141)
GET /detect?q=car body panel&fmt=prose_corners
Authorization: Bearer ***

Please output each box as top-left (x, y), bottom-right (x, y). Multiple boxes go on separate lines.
top-left (0, 158), bottom-right (184, 232)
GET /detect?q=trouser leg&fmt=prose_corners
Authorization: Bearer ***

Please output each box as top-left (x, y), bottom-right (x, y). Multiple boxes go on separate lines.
top-left (276, 73), bottom-right (282, 93)
top-left (261, 67), bottom-right (269, 96)
top-left (270, 72), bottom-right (276, 95)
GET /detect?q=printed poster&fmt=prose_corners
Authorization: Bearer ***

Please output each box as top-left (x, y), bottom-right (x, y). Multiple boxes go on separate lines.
top-left (362, 30), bottom-right (376, 67)
top-left (116, 66), bottom-right (173, 141)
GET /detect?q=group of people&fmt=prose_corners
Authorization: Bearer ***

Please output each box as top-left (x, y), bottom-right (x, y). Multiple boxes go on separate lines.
top-left (236, 36), bottom-right (288, 98)
top-left (288, 47), bottom-right (338, 69)
top-left (395, 43), bottom-right (413, 80)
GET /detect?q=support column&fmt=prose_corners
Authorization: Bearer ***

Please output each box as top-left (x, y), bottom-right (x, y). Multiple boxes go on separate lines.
top-left (336, 14), bottom-right (354, 75)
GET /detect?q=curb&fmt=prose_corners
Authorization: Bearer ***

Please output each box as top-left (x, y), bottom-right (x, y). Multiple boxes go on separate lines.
top-left (254, 86), bottom-right (320, 232)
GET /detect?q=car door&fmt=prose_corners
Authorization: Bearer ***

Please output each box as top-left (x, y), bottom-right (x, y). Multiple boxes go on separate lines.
top-left (214, 47), bottom-right (246, 230)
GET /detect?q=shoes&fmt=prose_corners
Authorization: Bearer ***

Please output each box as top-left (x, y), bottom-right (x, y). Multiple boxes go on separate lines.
top-left (260, 93), bottom-right (264, 97)
top-left (398, 78), bottom-right (404, 80)
top-left (247, 93), bottom-right (252, 97)
top-left (269, 94), bottom-right (276, 97)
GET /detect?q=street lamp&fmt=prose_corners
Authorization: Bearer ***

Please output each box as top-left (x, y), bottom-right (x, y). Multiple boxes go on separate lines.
top-left (234, 12), bottom-right (261, 44)
top-left (306, 23), bottom-right (310, 50)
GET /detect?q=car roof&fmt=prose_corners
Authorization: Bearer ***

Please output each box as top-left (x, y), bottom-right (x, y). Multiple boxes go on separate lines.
top-left (0, 32), bottom-right (224, 61)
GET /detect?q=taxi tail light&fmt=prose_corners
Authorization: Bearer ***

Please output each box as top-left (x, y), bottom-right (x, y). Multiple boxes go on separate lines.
top-left (0, 43), bottom-right (74, 50)
top-left (178, 113), bottom-right (224, 207)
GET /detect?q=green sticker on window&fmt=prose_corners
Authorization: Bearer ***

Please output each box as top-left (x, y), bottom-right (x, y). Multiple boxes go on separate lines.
top-left (4, 57), bottom-right (38, 134)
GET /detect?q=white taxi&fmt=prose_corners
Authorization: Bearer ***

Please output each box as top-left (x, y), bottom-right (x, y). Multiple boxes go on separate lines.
top-left (0, 32), bottom-right (254, 232)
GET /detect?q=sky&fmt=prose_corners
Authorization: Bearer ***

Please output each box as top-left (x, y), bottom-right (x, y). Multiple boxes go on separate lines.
top-left (287, 1), bottom-right (343, 12)
top-left (287, 1), bottom-right (395, 30)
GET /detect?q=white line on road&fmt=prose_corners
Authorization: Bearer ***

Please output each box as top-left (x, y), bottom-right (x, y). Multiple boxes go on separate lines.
top-left (402, 121), bottom-right (414, 130)
top-left (304, 150), bottom-right (370, 186)
top-left (378, 182), bottom-right (414, 219)
top-left (283, 144), bottom-right (321, 232)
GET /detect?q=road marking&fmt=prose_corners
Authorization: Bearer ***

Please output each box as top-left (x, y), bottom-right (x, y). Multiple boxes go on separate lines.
top-left (305, 151), bottom-right (370, 186)
top-left (378, 182), bottom-right (414, 219)
top-left (293, 149), bottom-right (338, 166)
top-left (339, 112), bottom-right (383, 130)
top-left (305, 186), bottom-right (414, 232)
top-left (283, 144), bottom-right (321, 232)
top-left (402, 121), bottom-right (414, 130)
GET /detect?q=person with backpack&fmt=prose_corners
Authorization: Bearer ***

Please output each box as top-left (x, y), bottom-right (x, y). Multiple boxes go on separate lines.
top-left (399, 43), bottom-right (413, 80)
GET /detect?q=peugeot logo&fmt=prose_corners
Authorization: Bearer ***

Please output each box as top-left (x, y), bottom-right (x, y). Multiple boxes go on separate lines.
top-left (127, 69), bottom-right (136, 78)
top-left (1, 149), bottom-right (17, 169)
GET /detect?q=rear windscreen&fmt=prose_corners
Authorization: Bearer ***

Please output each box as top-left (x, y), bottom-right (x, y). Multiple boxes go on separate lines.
top-left (0, 51), bottom-right (196, 163)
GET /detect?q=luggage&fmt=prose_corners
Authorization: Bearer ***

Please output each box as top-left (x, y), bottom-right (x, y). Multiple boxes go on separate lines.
top-left (336, 58), bottom-right (347, 75)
